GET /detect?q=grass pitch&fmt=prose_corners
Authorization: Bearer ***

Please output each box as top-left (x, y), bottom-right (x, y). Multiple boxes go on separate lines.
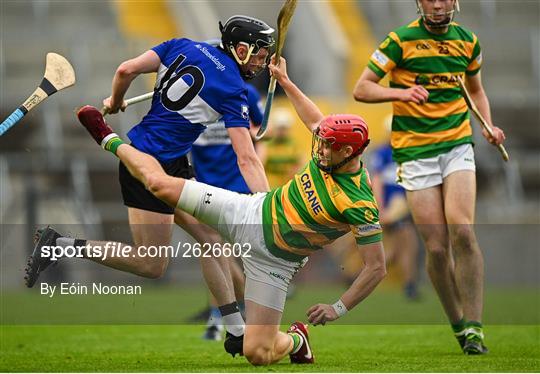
top-left (1, 325), bottom-right (539, 372)
top-left (1, 286), bottom-right (539, 372)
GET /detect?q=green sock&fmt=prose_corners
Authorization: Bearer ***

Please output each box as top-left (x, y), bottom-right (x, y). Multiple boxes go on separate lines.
top-left (102, 136), bottom-right (124, 155)
top-left (466, 320), bottom-right (483, 328)
top-left (451, 318), bottom-right (466, 333)
top-left (289, 332), bottom-right (303, 354)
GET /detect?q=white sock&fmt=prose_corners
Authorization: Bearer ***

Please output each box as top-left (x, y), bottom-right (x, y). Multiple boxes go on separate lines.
top-left (222, 312), bottom-right (245, 336)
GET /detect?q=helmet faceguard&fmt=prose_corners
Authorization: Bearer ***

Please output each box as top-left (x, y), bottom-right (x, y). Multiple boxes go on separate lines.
top-left (311, 114), bottom-right (370, 173)
top-left (219, 15), bottom-right (275, 79)
top-left (416, 0), bottom-right (460, 29)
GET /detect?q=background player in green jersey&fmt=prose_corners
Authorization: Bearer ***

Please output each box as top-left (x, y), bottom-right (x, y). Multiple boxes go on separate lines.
top-left (353, 0), bottom-right (506, 355)
top-left (74, 55), bottom-right (386, 366)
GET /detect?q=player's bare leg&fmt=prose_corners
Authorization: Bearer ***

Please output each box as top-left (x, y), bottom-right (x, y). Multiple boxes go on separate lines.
top-left (82, 208), bottom-right (173, 278)
top-left (401, 223), bottom-right (420, 298)
top-left (199, 258), bottom-right (246, 340)
top-left (70, 106), bottom-right (243, 336)
top-left (112, 144), bottom-right (184, 205)
top-left (443, 171), bottom-right (483, 320)
top-left (125, 208), bottom-right (172, 277)
top-left (24, 140), bottom-right (177, 284)
top-left (107, 146), bottom-right (243, 339)
top-left (27, 145), bottom-right (183, 280)
top-left (230, 258), bottom-right (246, 302)
top-left (385, 223), bottom-right (419, 299)
top-left (443, 170), bottom-right (487, 354)
top-left (243, 301), bottom-right (312, 365)
top-left (406, 187), bottom-right (464, 322)
top-left (26, 140), bottom-right (177, 287)
top-left (116, 144), bottom-right (244, 335)
top-left (203, 259), bottom-right (246, 303)
top-left (174, 210), bottom-right (239, 315)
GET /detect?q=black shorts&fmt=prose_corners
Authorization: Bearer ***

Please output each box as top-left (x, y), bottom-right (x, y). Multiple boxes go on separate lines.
top-left (119, 155), bottom-right (195, 214)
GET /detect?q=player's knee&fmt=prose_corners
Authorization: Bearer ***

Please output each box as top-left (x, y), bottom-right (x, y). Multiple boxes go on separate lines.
top-left (244, 346), bottom-right (273, 366)
top-left (146, 174), bottom-right (175, 206)
top-left (425, 245), bottom-right (449, 263)
top-left (140, 257), bottom-right (168, 279)
top-left (145, 172), bottom-right (165, 196)
top-left (449, 225), bottom-right (476, 250)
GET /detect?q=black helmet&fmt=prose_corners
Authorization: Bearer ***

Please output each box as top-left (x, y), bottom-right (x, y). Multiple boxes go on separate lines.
top-left (219, 15), bottom-right (275, 78)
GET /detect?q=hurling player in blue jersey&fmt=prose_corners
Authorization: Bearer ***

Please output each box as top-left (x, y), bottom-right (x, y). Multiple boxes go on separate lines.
top-left (192, 83), bottom-right (263, 193)
top-left (191, 82), bottom-right (263, 340)
top-left (26, 15), bottom-right (274, 353)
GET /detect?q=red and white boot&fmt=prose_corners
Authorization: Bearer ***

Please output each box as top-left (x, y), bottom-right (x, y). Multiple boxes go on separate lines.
top-left (76, 105), bottom-right (117, 148)
top-left (287, 321), bottom-right (314, 364)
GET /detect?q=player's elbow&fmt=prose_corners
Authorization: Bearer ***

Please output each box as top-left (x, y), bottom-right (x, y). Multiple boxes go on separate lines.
top-left (237, 151), bottom-right (260, 170)
top-left (468, 85), bottom-right (486, 100)
top-left (376, 265), bottom-right (387, 282)
top-left (373, 263), bottom-right (387, 282)
top-left (353, 81), bottom-right (369, 102)
top-left (367, 261), bottom-right (387, 283)
top-left (116, 61), bottom-right (137, 78)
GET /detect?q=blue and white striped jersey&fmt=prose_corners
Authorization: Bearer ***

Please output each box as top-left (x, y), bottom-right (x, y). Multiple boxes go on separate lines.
top-left (191, 84), bottom-right (263, 193)
top-left (127, 38), bottom-right (250, 162)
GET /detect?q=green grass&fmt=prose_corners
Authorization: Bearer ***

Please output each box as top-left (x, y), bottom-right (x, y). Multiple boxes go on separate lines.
top-left (1, 286), bottom-right (539, 371)
top-left (1, 325), bottom-right (539, 372)
top-left (1, 285), bottom-right (539, 324)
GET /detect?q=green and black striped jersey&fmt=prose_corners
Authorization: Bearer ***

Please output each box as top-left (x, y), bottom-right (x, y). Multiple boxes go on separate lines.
top-left (368, 19), bottom-right (482, 163)
top-left (261, 160), bottom-right (382, 262)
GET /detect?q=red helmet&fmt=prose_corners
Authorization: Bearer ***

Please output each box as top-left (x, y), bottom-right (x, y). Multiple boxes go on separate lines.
top-left (312, 114), bottom-right (370, 173)
top-left (317, 114), bottom-right (370, 154)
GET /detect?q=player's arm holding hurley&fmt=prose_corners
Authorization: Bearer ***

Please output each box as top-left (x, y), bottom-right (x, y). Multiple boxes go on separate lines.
top-left (463, 72), bottom-right (505, 145)
top-left (104, 50), bottom-right (161, 114)
top-left (268, 56), bottom-right (324, 132)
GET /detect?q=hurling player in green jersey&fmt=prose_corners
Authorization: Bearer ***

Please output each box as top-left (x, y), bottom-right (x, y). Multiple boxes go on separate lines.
top-left (75, 55), bottom-right (386, 366)
top-left (353, 0), bottom-right (506, 355)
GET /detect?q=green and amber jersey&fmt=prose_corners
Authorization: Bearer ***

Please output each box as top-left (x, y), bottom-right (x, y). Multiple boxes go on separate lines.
top-left (261, 160), bottom-right (382, 262)
top-left (367, 19), bottom-right (483, 163)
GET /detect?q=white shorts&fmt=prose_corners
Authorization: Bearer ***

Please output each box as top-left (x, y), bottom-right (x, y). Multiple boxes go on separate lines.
top-left (177, 181), bottom-right (306, 312)
top-left (396, 144), bottom-right (476, 191)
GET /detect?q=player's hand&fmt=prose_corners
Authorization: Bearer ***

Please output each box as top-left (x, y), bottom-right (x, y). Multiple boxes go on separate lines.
top-left (307, 303), bottom-right (339, 326)
top-left (399, 85), bottom-right (429, 105)
top-left (268, 55), bottom-right (289, 84)
top-left (102, 96), bottom-right (127, 114)
top-left (482, 125), bottom-right (506, 146)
